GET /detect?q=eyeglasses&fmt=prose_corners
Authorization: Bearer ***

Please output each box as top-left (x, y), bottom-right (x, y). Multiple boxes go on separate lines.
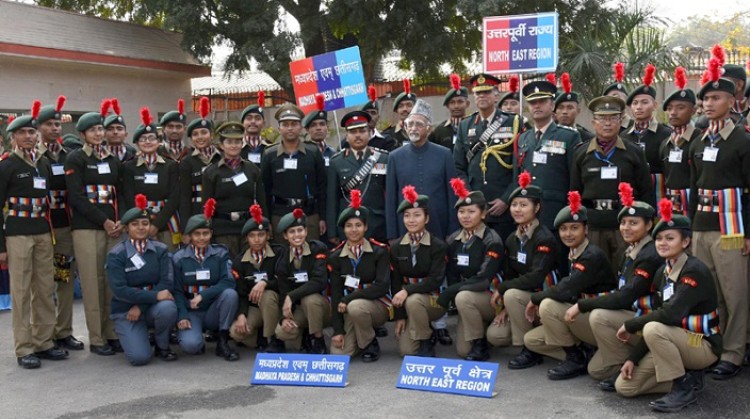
top-left (593, 115), bottom-right (621, 123)
top-left (140, 135), bottom-right (159, 142)
top-left (405, 121), bottom-right (429, 129)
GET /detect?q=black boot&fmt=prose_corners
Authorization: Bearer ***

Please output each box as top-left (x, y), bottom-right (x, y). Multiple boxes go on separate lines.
top-left (465, 338), bottom-right (490, 361)
top-left (216, 330), bottom-right (239, 361)
top-left (508, 347), bottom-right (542, 369)
top-left (17, 354), bottom-right (41, 369)
top-left (547, 345), bottom-right (587, 380)
top-left (434, 328), bottom-right (453, 346)
top-left (374, 325), bottom-right (388, 338)
top-left (108, 339), bottom-right (124, 353)
top-left (309, 335), bottom-right (328, 355)
top-left (710, 360), bottom-right (741, 380)
top-left (687, 369), bottom-right (705, 393)
top-left (155, 345), bottom-right (178, 361)
top-left (266, 335), bottom-right (286, 353)
top-left (204, 330), bottom-right (218, 343)
top-left (300, 329), bottom-right (312, 353)
top-left (599, 371), bottom-right (620, 392)
top-left (362, 338), bottom-right (380, 362)
top-left (649, 374), bottom-right (697, 413)
top-left (256, 335), bottom-right (268, 352)
top-left (416, 339), bottom-right (435, 357)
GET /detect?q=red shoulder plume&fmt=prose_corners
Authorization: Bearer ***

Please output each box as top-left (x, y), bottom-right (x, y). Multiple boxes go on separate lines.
top-left (100, 98), bottom-right (111, 118)
top-left (561, 72), bottom-right (572, 94)
top-left (315, 93), bottom-right (325, 111)
top-left (403, 79), bottom-right (411, 95)
top-left (674, 67), bottom-right (687, 90)
top-left (402, 185), bottom-right (418, 205)
top-left (614, 62), bottom-right (625, 83)
top-left (55, 95), bottom-right (66, 113)
top-left (450, 73), bottom-right (461, 91)
top-left (257, 91), bottom-right (265, 107)
top-left (349, 189), bottom-right (362, 210)
top-left (658, 198), bottom-right (673, 223)
top-left (367, 85), bottom-right (377, 102)
top-left (545, 73), bottom-right (557, 85)
top-left (135, 194), bottom-right (148, 211)
top-left (450, 178), bottom-right (469, 200)
top-left (518, 171), bottom-right (531, 189)
top-left (140, 107), bottom-right (152, 126)
top-left (203, 197), bottom-right (216, 220)
top-left (111, 98), bottom-right (121, 115)
top-left (568, 191), bottom-right (581, 215)
top-left (250, 204), bottom-right (263, 225)
top-left (643, 64), bottom-right (656, 87)
top-left (700, 70), bottom-right (710, 86)
top-left (199, 97), bottom-right (210, 119)
top-left (509, 75), bottom-right (519, 93)
top-left (618, 182), bottom-right (634, 208)
top-left (708, 58), bottom-right (721, 83)
top-left (177, 99), bottom-right (185, 115)
top-left (711, 44), bottom-right (726, 67)
top-left (292, 208), bottom-right (305, 219)
top-left (31, 100), bottom-right (41, 120)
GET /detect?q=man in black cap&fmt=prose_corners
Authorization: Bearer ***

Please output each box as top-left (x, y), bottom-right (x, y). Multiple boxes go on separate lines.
top-left (602, 62), bottom-right (633, 132)
top-left (327, 111), bottom-right (389, 245)
top-left (382, 78), bottom-right (417, 147)
top-left (356, 86), bottom-right (398, 152)
top-left (302, 94), bottom-right (336, 167)
top-left (241, 92), bottom-right (271, 166)
top-left (722, 64), bottom-right (747, 124)
top-left (429, 74), bottom-right (470, 151)
top-left (454, 73), bottom-right (521, 240)
top-left (104, 98), bottom-right (137, 163)
top-left (554, 73), bottom-right (594, 143)
top-left (159, 99), bottom-right (189, 162)
top-left (261, 103), bottom-right (327, 242)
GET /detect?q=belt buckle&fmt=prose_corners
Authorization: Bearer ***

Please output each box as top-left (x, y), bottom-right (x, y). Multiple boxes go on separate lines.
top-left (701, 196), bottom-right (711, 205)
top-left (33, 205), bottom-right (42, 212)
top-left (151, 206), bottom-right (161, 214)
top-left (290, 198), bottom-right (301, 207)
top-left (98, 190), bottom-right (110, 198)
top-left (230, 212), bottom-right (240, 221)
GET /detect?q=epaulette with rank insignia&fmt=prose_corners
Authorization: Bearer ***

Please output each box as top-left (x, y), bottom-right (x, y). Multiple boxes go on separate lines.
top-left (370, 146), bottom-right (388, 155)
top-left (0, 152), bottom-right (8, 161)
top-left (559, 125), bottom-right (576, 131)
top-left (332, 240), bottom-right (346, 252)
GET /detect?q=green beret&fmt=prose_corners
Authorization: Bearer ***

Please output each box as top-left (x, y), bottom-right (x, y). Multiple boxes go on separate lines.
top-left (697, 78), bottom-right (736, 100)
top-left (62, 133), bottom-right (83, 149)
top-left (392, 90), bottom-right (417, 112)
top-left (359, 100), bottom-right (378, 112)
top-left (132, 123), bottom-right (159, 143)
top-left (397, 194), bottom-right (429, 214)
top-left (183, 214), bottom-right (211, 235)
top-left (652, 214), bottom-right (691, 238)
top-left (277, 209), bottom-right (307, 233)
top-left (553, 206), bottom-right (588, 228)
top-left (36, 105), bottom-right (61, 124)
top-left (443, 87), bottom-right (469, 107)
top-left (554, 91), bottom-right (581, 108)
top-left (120, 206), bottom-right (151, 225)
top-left (337, 206), bottom-right (369, 228)
top-left (159, 110), bottom-right (186, 126)
top-left (509, 184), bottom-right (543, 202)
top-left (662, 88), bottom-right (696, 111)
top-left (187, 117), bottom-right (214, 138)
top-left (76, 112), bottom-right (104, 132)
top-left (6, 115), bottom-right (36, 134)
top-left (241, 92), bottom-right (265, 122)
top-left (498, 91), bottom-right (520, 108)
top-left (104, 114), bottom-right (126, 128)
top-left (617, 201), bottom-right (655, 223)
top-left (722, 64), bottom-right (747, 82)
top-left (302, 109), bottom-right (328, 129)
top-left (626, 85), bottom-right (657, 106)
top-left (455, 191), bottom-right (486, 209)
top-left (602, 82), bottom-right (628, 97)
top-left (242, 216), bottom-right (271, 236)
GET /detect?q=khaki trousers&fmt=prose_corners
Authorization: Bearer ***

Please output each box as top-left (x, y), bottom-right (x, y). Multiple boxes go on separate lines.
top-left (7, 234), bottom-right (57, 357)
top-left (455, 291), bottom-right (511, 358)
top-left (272, 213), bottom-right (321, 244)
top-left (588, 309), bottom-right (640, 380)
top-left (275, 293), bottom-right (331, 348)
top-left (693, 230), bottom-right (748, 365)
top-left (588, 229), bottom-right (626, 267)
top-left (504, 288), bottom-right (535, 346)
top-left (230, 290), bottom-right (280, 347)
top-left (525, 299), bottom-right (597, 360)
top-left (331, 299), bottom-right (389, 356)
top-left (616, 322), bottom-right (718, 397)
top-left (52, 226), bottom-right (76, 340)
top-left (72, 229), bottom-right (120, 346)
top-left (398, 294), bottom-right (445, 356)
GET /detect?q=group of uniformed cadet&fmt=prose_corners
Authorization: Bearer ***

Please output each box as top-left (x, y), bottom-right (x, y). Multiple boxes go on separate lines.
top-left (1, 43), bottom-right (749, 413)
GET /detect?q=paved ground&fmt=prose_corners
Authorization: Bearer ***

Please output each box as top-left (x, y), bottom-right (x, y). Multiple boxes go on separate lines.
top-left (1, 302), bottom-right (748, 418)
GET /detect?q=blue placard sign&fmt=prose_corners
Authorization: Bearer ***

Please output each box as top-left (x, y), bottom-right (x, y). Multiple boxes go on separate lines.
top-left (396, 356), bottom-right (498, 398)
top-left (251, 354), bottom-right (350, 387)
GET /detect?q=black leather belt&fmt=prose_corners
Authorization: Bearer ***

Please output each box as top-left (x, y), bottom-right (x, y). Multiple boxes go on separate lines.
top-left (214, 212), bottom-right (249, 222)
top-left (585, 199), bottom-right (620, 211)
top-left (272, 196), bottom-right (315, 207)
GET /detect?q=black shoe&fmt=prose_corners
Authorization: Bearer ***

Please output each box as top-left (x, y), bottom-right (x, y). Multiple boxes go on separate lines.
top-left (375, 325), bottom-right (388, 338)
top-left (599, 372), bottom-right (620, 392)
top-left (216, 330), bottom-right (239, 361)
top-left (300, 329), bottom-right (312, 353)
top-left (89, 344), bottom-right (115, 356)
top-left (17, 354), bottom-right (41, 369)
top-left (466, 338), bottom-right (490, 362)
top-left (266, 336), bottom-right (286, 353)
top-left (108, 339), bottom-right (124, 353)
top-left (687, 369), bottom-right (705, 393)
top-left (710, 361), bottom-right (741, 380)
top-left (148, 333), bottom-right (156, 347)
top-left (204, 330), bottom-right (218, 343)
top-left (35, 347), bottom-right (69, 360)
top-left (56, 336), bottom-right (84, 351)
top-left (547, 346), bottom-right (587, 380)
top-left (434, 328), bottom-right (453, 346)
top-left (170, 330), bottom-right (180, 344)
top-left (508, 347), bottom-right (542, 369)
top-left (362, 338), bottom-right (380, 362)
top-left (309, 335), bottom-right (328, 355)
top-left (447, 302), bottom-right (458, 315)
top-left (649, 374), bottom-right (697, 413)
top-left (256, 335), bottom-right (269, 352)
top-left (416, 339), bottom-right (435, 357)
top-left (155, 346), bottom-right (178, 361)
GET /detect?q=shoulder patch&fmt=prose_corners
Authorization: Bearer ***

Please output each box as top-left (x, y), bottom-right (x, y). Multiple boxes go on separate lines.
top-left (634, 268), bottom-right (650, 279)
top-left (65, 169), bottom-right (75, 175)
top-left (369, 238), bottom-right (387, 248)
top-left (486, 250), bottom-right (500, 259)
top-left (231, 269), bottom-right (240, 280)
top-left (559, 124), bottom-right (576, 131)
top-left (572, 262), bottom-right (586, 272)
top-left (536, 245), bottom-right (550, 253)
top-left (327, 264), bottom-right (333, 272)
top-left (315, 253), bottom-right (327, 260)
top-left (681, 277), bottom-right (698, 288)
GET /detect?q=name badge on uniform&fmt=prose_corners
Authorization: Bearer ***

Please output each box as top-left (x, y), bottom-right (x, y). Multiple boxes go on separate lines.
top-left (456, 254), bottom-right (470, 267)
top-left (51, 164), bottom-right (65, 176)
top-left (668, 150), bottom-right (683, 163)
top-left (97, 162), bottom-right (111, 174)
top-left (232, 172), bottom-right (248, 186)
top-left (663, 283), bottom-right (674, 301)
top-left (324, 157), bottom-right (330, 167)
top-left (196, 270), bottom-right (211, 281)
top-left (344, 275), bottom-right (360, 288)
top-left (517, 252), bottom-right (527, 265)
top-left (33, 177), bottom-right (46, 189)
top-left (253, 272), bottom-right (268, 283)
top-left (130, 254), bottom-right (145, 270)
top-left (637, 142), bottom-right (646, 150)
top-left (600, 166), bottom-right (618, 180)
top-left (248, 152), bottom-right (261, 164)
top-left (702, 147), bottom-right (718, 162)
top-left (144, 173), bottom-right (158, 184)
top-left (532, 152), bottom-right (548, 164)
top-left (284, 158), bottom-right (298, 170)
top-left (372, 163), bottom-right (387, 175)
top-left (468, 128), bottom-right (476, 137)
top-left (452, 134), bottom-right (458, 145)
top-left (618, 276), bottom-right (626, 289)
top-left (294, 272), bottom-right (309, 283)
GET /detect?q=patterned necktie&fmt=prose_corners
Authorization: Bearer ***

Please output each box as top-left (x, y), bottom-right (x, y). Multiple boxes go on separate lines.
top-left (350, 244), bottom-right (363, 260)
top-left (131, 239), bottom-right (147, 254)
top-left (409, 232), bottom-right (424, 267)
top-left (144, 153), bottom-right (157, 171)
top-left (517, 223), bottom-right (530, 246)
top-left (22, 148), bottom-right (37, 164)
top-left (168, 140), bottom-right (183, 157)
top-left (318, 142), bottom-right (326, 155)
top-left (252, 249), bottom-right (265, 265)
top-left (199, 145), bottom-right (215, 159)
top-left (194, 245), bottom-right (206, 263)
top-left (92, 144), bottom-right (106, 160)
top-left (664, 258), bottom-right (676, 277)
top-left (246, 136), bottom-right (261, 149)
top-left (225, 158), bottom-right (241, 171)
top-left (464, 229), bottom-right (474, 242)
top-left (634, 120), bottom-right (649, 134)
top-left (707, 119), bottom-right (727, 140)
top-left (670, 126), bottom-right (687, 147)
top-left (108, 145), bottom-right (124, 161)
top-left (293, 246), bottom-right (304, 261)
top-left (47, 141), bottom-right (61, 156)
top-left (450, 117), bottom-right (462, 129)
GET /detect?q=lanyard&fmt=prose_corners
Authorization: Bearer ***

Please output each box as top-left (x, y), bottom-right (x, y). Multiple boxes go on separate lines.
top-left (594, 147), bottom-right (616, 166)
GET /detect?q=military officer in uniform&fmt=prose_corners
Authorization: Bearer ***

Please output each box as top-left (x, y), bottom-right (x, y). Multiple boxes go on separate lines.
top-left (454, 73), bottom-right (521, 240)
top-left (357, 85), bottom-right (398, 151)
top-left (261, 103), bottom-right (327, 242)
top-left (382, 78), bottom-right (416, 146)
top-left (158, 99), bottom-right (189, 162)
top-left (303, 94), bottom-right (337, 166)
top-left (571, 96), bottom-right (653, 264)
top-left (554, 73), bottom-right (595, 143)
top-left (327, 110), bottom-right (388, 244)
top-left (429, 74), bottom-right (470, 151)
top-left (104, 98), bottom-right (137, 162)
top-left (1, 103), bottom-right (69, 369)
top-left (241, 91), bottom-right (271, 166)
